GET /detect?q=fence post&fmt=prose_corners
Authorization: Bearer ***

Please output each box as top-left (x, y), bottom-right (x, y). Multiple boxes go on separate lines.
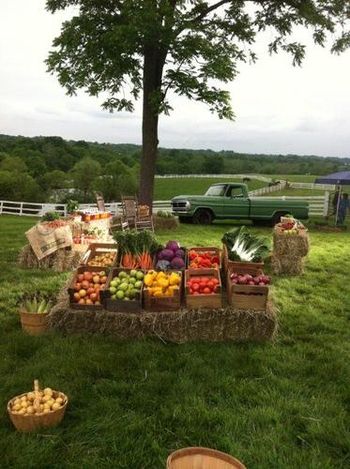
top-left (323, 191), bottom-right (329, 217)
top-left (19, 202), bottom-right (23, 216)
top-left (0, 200), bottom-right (2, 215)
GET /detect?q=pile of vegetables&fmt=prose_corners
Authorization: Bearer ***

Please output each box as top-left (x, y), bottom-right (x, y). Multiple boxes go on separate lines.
top-left (186, 275), bottom-right (220, 295)
top-left (114, 230), bottom-right (159, 269)
top-left (222, 226), bottom-right (270, 262)
top-left (144, 270), bottom-right (181, 297)
top-left (230, 272), bottom-right (270, 286)
top-left (155, 240), bottom-right (186, 270)
top-left (87, 251), bottom-right (116, 267)
top-left (188, 250), bottom-right (220, 269)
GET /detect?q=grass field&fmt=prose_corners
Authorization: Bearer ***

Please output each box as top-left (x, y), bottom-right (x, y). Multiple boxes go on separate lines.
top-left (1, 215), bottom-right (350, 468)
top-left (153, 175), bottom-right (327, 200)
top-left (154, 178), bottom-right (266, 200)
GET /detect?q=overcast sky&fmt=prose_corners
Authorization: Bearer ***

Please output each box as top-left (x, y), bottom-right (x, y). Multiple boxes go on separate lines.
top-left (0, 0), bottom-right (349, 157)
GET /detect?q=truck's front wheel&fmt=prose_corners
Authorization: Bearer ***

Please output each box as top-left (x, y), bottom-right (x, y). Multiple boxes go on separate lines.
top-left (193, 209), bottom-right (213, 225)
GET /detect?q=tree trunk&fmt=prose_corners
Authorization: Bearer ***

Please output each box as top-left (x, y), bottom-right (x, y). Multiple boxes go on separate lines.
top-left (139, 48), bottom-right (164, 208)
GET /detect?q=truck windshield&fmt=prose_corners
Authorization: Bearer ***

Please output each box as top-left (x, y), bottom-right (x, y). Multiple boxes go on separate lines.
top-left (205, 185), bottom-right (227, 196)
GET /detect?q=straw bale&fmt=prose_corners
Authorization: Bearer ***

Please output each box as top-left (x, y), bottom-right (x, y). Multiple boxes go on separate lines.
top-left (273, 228), bottom-right (309, 257)
top-left (18, 245), bottom-right (82, 272)
top-left (49, 292), bottom-right (277, 343)
top-left (271, 255), bottom-right (304, 275)
top-left (153, 215), bottom-right (179, 231)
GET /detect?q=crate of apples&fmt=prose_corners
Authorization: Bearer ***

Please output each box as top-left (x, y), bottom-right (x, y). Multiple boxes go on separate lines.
top-left (69, 267), bottom-right (108, 309)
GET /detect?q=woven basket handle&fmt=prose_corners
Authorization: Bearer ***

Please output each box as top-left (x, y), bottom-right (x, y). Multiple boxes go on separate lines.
top-left (33, 379), bottom-right (41, 412)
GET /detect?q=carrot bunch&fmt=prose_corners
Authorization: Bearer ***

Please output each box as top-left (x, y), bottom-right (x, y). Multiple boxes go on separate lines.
top-left (121, 251), bottom-right (154, 269)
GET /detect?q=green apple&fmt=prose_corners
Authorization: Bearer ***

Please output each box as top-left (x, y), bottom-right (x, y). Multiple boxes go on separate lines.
top-left (118, 271), bottom-right (127, 279)
top-left (135, 280), bottom-right (142, 289)
top-left (116, 290), bottom-right (124, 300)
top-left (109, 286), bottom-right (117, 294)
top-left (136, 271), bottom-right (144, 280)
top-left (129, 277), bottom-right (136, 285)
top-left (110, 278), bottom-right (120, 287)
top-left (119, 282), bottom-right (128, 291)
top-left (130, 269), bottom-right (137, 277)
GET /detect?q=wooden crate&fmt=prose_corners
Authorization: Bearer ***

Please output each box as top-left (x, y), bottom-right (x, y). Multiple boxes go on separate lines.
top-left (81, 242), bottom-right (118, 267)
top-left (104, 268), bottom-right (143, 313)
top-left (185, 269), bottom-right (222, 310)
top-left (222, 244), bottom-right (264, 275)
top-left (68, 266), bottom-right (109, 310)
top-left (187, 247), bottom-right (222, 270)
top-left (226, 271), bottom-right (268, 311)
top-left (143, 271), bottom-right (183, 312)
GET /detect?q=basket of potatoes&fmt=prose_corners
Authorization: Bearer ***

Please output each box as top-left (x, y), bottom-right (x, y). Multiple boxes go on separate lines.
top-left (7, 379), bottom-right (68, 432)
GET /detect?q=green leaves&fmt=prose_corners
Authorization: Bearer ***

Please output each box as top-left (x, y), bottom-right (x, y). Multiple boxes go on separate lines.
top-left (46, 0), bottom-right (349, 118)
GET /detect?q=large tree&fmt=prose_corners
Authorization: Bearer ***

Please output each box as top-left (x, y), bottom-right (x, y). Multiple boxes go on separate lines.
top-left (46, 0), bottom-right (349, 206)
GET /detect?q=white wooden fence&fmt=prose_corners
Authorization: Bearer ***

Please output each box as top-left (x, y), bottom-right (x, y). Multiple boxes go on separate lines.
top-left (0, 194), bottom-right (329, 217)
top-left (155, 174), bottom-right (273, 182)
top-left (248, 181), bottom-right (287, 196)
top-left (0, 200), bottom-right (171, 217)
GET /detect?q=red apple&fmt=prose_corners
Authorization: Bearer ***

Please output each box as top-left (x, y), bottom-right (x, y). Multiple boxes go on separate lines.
top-left (92, 275), bottom-right (100, 284)
top-left (77, 274), bottom-right (84, 282)
top-left (78, 298), bottom-right (85, 305)
top-left (90, 293), bottom-right (97, 301)
top-left (73, 292), bottom-right (80, 302)
top-left (74, 282), bottom-right (81, 291)
top-left (81, 280), bottom-right (90, 289)
top-left (84, 272), bottom-right (93, 281)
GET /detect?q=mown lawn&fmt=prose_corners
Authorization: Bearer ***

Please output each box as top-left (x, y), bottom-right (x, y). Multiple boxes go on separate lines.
top-left (1, 215), bottom-right (350, 468)
top-left (154, 177), bottom-right (266, 200)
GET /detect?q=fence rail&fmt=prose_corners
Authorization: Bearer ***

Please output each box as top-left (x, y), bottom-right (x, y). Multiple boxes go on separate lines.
top-left (0, 195), bottom-right (328, 218)
top-left (155, 174), bottom-right (273, 182)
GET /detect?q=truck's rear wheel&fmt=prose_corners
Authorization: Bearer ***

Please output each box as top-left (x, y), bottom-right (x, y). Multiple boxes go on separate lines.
top-left (271, 211), bottom-right (289, 226)
top-left (193, 209), bottom-right (213, 225)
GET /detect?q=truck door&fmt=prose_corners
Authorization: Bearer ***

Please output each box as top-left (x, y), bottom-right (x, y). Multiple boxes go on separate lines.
top-left (222, 185), bottom-right (250, 218)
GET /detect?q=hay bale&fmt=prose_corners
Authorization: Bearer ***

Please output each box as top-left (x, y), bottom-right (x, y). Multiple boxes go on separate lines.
top-left (273, 228), bottom-right (309, 257)
top-left (271, 255), bottom-right (304, 275)
top-left (18, 245), bottom-right (82, 272)
top-left (153, 215), bottom-right (179, 231)
top-left (49, 292), bottom-right (277, 343)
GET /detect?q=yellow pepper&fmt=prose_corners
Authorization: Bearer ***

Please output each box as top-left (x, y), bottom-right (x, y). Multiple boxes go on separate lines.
top-left (169, 272), bottom-right (181, 286)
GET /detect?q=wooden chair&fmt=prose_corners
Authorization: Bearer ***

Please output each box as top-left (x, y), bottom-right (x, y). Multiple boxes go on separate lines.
top-left (135, 203), bottom-right (154, 232)
top-left (121, 195), bottom-right (137, 228)
top-left (94, 191), bottom-right (105, 212)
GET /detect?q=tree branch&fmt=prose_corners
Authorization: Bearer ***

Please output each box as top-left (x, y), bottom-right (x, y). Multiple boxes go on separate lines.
top-left (191, 0), bottom-right (232, 23)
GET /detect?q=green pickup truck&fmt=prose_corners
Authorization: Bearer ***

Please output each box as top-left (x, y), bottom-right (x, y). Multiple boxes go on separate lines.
top-left (171, 183), bottom-right (309, 225)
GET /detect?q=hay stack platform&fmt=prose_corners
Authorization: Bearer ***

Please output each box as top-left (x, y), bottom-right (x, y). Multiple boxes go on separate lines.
top-left (49, 292), bottom-right (277, 344)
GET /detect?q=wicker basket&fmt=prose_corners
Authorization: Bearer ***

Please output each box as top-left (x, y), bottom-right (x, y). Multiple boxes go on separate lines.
top-left (167, 447), bottom-right (246, 469)
top-left (7, 380), bottom-right (68, 432)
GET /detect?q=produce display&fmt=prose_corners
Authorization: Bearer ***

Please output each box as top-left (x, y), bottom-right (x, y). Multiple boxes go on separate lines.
top-left (155, 240), bottom-right (186, 270)
top-left (278, 219), bottom-right (301, 235)
top-left (222, 226), bottom-right (270, 262)
top-left (114, 230), bottom-right (158, 269)
top-left (186, 275), bottom-right (220, 295)
top-left (188, 249), bottom-right (220, 269)
top-left (144, 270), bottom-right (181, 297)
top-left (87, 251), bottom-right (116, 267)
top-left (230, 272), bottom-right (270, 286)
top-left (72, 270), bottom-right (107, 305)
top-left (10, 387), bottom-right (65, 416)
top-left (108, 270), bottom-right (144, 301)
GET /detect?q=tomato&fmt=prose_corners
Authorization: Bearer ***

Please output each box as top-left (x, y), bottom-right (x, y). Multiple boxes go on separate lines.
top-left (193, 291), bottom-right (200, 295)
top-left (207, 281), bottom-right (214, 290)
top-left (212, 278), bottom-right (219, 285)
top-left (192, 282), bottom-right (200, 292)
top-left (203, 287), bottom-right (211, 294)
top-left (199, 281), bottom-right (207, 290)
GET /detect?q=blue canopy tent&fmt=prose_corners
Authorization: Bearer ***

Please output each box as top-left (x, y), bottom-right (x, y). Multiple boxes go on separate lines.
top-left (315, 172), bottom-right (350, 224)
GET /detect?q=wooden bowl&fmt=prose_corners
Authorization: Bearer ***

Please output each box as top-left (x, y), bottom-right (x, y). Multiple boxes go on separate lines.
top-left (7, 390), bottom-right (68, 432)
top-left (167, 447), bottom-right (246, 469)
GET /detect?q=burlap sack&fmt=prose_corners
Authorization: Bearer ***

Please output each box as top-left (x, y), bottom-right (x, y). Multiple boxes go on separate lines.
top-left (26, 223), bottom-right (73, 260)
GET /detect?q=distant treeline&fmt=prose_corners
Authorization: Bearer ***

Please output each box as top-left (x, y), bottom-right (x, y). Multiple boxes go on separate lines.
top-left (0, 134), bottom-right (348, 203)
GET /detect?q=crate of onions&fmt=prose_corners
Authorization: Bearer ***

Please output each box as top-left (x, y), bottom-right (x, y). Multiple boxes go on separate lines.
top-left (227, 270), bottom-right (271, 311)
top-left (7, 380), bottom-right (68, 432)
